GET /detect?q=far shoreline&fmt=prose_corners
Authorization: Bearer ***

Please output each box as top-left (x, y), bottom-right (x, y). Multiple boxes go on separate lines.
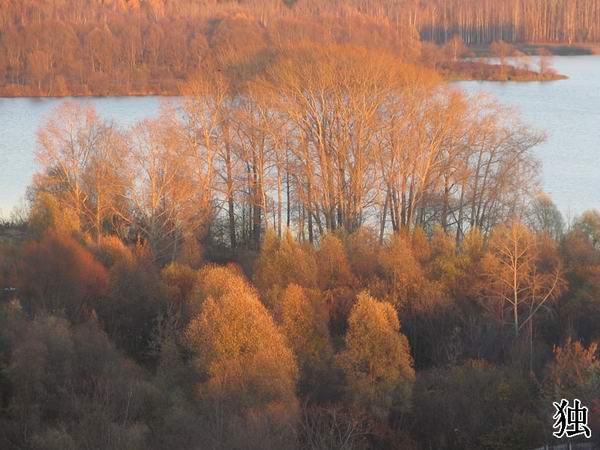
top-left (440, 61), bottom-right (569, 82)
top-left (1, 46), bottom-right (595, 97)
top-left (438, 42), bottom-right (593, 82)
top-left (468, 42), bottom-right (600, 57)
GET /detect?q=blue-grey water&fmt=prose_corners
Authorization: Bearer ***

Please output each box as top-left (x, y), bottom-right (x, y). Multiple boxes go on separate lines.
top-left (458, 55), bottom-right (600, 220)
top-left (1, 56), bottom-right (599, 218)
top-left (0, 97), bottom-right (167, 218)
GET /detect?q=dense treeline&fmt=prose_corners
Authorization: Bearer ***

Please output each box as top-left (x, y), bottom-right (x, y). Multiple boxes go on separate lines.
top-left (0, 0), bottom-right (589, 95)
top-left (0, 0), bottom-right (421, 96)
top-left (1, 38), bottom-right (600, 449)
top-left (418, 0), bottom-right (600, 44)
top-left (30, 44), bottom-right (543, 260)
top-left (3, 188), bottom-right (600, 448)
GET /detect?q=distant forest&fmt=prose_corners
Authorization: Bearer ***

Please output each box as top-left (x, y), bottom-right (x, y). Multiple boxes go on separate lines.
top-left (0, 0), bottom-right (599, 95)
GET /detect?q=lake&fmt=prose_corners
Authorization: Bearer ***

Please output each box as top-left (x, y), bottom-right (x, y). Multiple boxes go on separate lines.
top-left (457, 55), bottom-right (600, 220)
top-left (1, 56), bottom-right (599, 219)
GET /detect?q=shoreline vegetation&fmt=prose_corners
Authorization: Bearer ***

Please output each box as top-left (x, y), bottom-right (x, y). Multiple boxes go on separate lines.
top-left (437, 42), bottom-right (600, 82)
top-left (0, 61), bottom-right (569, 99)
top-left (0, 48), bottom-right (572, 98)
top-left (4, 1), bottom-right (599, 96)
top-left (429, 41), bottom-right (572, 82)
top-left (440, 60), bottom-right (569, 82)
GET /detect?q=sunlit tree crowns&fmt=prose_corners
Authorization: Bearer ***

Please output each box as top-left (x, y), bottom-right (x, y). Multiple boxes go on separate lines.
top-left (185, 275), bottom-right (298, 411)
top-left (317, 234), bottom-right (354, 290)
top-left (338, 292), bottom-right (415, 419)
top-left (277, 284), bottom-right (333, 394)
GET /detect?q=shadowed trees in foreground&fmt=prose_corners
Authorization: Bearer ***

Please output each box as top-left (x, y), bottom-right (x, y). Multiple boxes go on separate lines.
top-left (3, 201), bottom-right (600, 448)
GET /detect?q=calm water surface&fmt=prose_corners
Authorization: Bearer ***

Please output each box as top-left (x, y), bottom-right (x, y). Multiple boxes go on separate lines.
top-left (1, 56), bottom-right (599, 218)
top-left (0, 97), bottom-right (167, 217)
top-left (458, 55), bottom-right (600, 219)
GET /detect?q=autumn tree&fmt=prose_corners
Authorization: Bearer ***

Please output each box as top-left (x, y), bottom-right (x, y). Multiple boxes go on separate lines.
top-left (277, 284), bottom-right (335, 397)
top-left (185, 276), bottom-right (299, 448)
top-left (454, 227), bottom-right (486, 299)
top-left (81, 122), bottom-right (127, 243)
top-left (28, 191), bottom-right (80, 239)
top-left (558, 225), bottom-right (600, 344)
top-left (35, 102), bottom-right (103, 234)
top-left (90, 234), bottom-right (133, 269)
top-left (17, 231), bottom-right (109, 322)
top-left (260, 44), bottom-right (409, 235)
top-left (544, 339), bottom-right (600, 403)
top-left (481, 221), bottom-right (563, 339)
top-left (574, 210), bottom-right (600, 249)
top-left (338, 292), bottom-right (414, 419)
top-left (378, 72), bottom-right (474, 233)
top-left (526, 193), bottom-right (564, 241)
top-left (180, 67), bottom-right (229, 246)
top-left (126, 112), bottom-right (207, 263)
top-left (444, 34), bottom-right (467, 61)
top-left (161, 262), bottom-right (197, 324)
top-left (541, 339), bottom-right (600, 444)
top-left (189, 263), bottom-right (250, 320)
top-left (378, 232), bottom-right (424, 308)
top-left (317, 234), bottom-right (354, 291)
top-left (253, 230), bottom-right (318, 306)
top-left (345, 227), bottom-right (380, 282)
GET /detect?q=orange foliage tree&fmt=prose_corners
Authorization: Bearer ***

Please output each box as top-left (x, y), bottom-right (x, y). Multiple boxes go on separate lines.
top-left (338, 292), bottom-right (415, 420)
top-left (18, 232), bottom-right (109, 321)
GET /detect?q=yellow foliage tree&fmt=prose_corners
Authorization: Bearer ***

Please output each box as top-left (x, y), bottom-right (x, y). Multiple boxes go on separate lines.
top-left (161, 262), bottom-right (197, 323)
top-left (253, 230), bottom-right (318, 307)
top-left (378, 232), bottom-right (424, 308)
top-left (28, 191), bottom-right (80, 238)
top-left (192, 264), bottom-right (250, 306)
top-left (345, 227), bottom-right (380, 281)
top-left (317, 234), bottom-right (354, 290)
top-left (277, 284), bottom-right (333, 395)
top-left (185, 277), bottom-right (299, 444)
top-left (338, 292), bottom-right (415, 419)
